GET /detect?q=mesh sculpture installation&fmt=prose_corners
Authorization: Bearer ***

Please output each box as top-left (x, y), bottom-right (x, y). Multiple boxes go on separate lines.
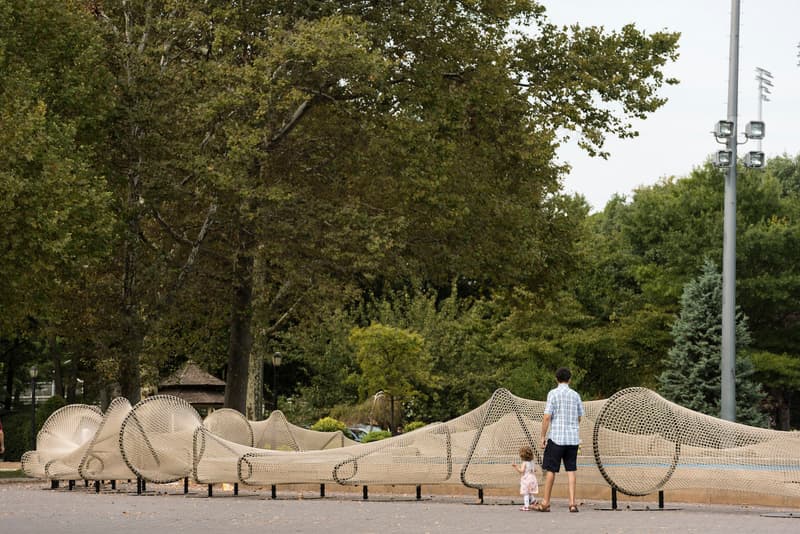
top-left (20, 387), bottom-right (800, 503)
top-left (238, 388), bottom-right (605, 488)
top-left (593, 387), bottom-right (800, 497)
top-left (120, 395), bottom-right (203, 483)
top-left (21, 404), bottom-right (103, 480)
top-left (79, 397), bottom-right (136, 481)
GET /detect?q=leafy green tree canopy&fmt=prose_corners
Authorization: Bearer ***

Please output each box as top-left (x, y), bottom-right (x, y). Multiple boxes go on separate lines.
top-left (349, 323), bottom-right (436, 403)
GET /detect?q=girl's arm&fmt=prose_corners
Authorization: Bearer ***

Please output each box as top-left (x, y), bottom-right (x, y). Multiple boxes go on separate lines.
top-left (512, 463), bottom-right (524, 474)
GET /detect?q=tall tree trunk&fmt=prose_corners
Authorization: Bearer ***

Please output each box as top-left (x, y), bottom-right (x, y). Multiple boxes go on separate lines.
top-left (119, 166), bottom-right (143, 404)
top-left (777, 390), bottom-right (792, 431)
top-left (246, 346), bottom-right (263, 420)
top-left (224, 233), bottom-right (255, 413)
top-left (245, 252), bottom-right (267, 420)
top-left (119, 344), bottom-right (142, 403)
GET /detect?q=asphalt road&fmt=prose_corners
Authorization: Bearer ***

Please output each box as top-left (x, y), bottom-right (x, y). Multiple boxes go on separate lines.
top-left (1, 481), bottom-right (799, 533)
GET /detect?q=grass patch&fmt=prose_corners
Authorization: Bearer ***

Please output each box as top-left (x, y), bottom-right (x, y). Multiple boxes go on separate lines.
top-left (0, 469), bottom-right (27, 479)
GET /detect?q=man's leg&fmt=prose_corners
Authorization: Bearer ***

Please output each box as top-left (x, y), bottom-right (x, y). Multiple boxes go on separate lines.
top-left (567, 470), bottom-right (577, 506)
top-left (541, 470), bottom-right (555, 506)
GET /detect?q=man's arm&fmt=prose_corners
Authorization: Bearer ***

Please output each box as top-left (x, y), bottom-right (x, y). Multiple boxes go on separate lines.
top-left (0, 428), bottom-right (5, 455)
top-left (541, 413), bottom-right (551, 449)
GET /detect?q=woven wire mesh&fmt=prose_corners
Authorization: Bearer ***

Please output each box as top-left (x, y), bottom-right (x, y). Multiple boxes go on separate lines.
top-left (246, 410), bottom-right (358, 451)
top-left (238, 388), bottom-right (603, 488)
top-left (593, 387), bottom-right (800, 497)
top-left (119, 395), bottom-right (202, 483)
top-left (197, 408), bottom-right (358, 484)
top-left (251, 411), bottom-right (301, 451)
top-left (203, 408), bottom-right (254, 447)
top-left (18, 387), bottom-right (800, 501)
top-left (192, 426), bottom-right (266, 484)
top-left (20, 404), bottom-right (103, 480)
top-left (78, 397), bottom-right (136, 481)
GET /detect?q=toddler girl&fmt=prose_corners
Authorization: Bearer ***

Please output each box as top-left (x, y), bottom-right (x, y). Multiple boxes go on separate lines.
top-left (512, 445), bottom-right (539, 511)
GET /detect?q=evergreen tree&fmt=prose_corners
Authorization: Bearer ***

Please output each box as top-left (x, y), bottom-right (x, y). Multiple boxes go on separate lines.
top-left (659, 259), bottom-right (768, 427)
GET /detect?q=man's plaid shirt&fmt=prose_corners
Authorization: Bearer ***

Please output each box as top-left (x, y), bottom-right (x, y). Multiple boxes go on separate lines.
top-left (544, 383), bottom-right (584, 446)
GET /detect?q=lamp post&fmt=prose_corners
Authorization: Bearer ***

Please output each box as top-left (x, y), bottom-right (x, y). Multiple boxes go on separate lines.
top-left (272, 352), bottom-right (282, 411)
top-left (720, 0), bottom-right (741, 423)
top-left (712, 0), bottom-right (766, 422)
top-left (30, 365), bottom-right (38, 450)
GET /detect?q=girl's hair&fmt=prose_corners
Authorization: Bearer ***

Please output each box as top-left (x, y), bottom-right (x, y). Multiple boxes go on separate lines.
top-left (519, 445), bottom-right (534, 461)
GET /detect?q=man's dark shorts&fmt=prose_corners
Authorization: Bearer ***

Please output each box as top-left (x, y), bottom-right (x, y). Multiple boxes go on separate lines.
top-left (542, 439), bottom-right (579, 472)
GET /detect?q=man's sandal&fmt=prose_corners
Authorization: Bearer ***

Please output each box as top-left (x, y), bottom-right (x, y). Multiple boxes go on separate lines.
top-left (569, 505), bottom-right (579, 513)
top-left (533, 503), bottom-right (550, 512)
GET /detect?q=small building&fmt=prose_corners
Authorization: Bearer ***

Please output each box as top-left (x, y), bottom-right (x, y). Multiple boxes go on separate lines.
top-left (158, 361), bottom-right (225, 416)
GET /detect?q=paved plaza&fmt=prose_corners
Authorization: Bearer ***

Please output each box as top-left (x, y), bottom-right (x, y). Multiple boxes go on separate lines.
top-left (1, 479), bottom-right (799, 534)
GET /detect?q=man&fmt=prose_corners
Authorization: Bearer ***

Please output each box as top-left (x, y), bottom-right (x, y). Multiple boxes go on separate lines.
top-left (0, 414), bottom-right (5, 457)
top-left (535, 367), bottom-right (584, 512)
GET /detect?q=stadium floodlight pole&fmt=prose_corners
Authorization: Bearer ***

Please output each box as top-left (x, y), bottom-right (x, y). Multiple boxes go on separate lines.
top-left (720, 0), bottom-right (740, 422)
top-left (755, 68), bottom-right (772, 152)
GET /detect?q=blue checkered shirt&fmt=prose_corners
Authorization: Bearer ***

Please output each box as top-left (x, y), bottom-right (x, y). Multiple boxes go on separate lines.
top-left (544, 383), bottom-right (584, 446)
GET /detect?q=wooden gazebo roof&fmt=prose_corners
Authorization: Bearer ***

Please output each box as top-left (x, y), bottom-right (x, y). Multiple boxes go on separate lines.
top-left (160, 361), bottom-right (226, 388)
top-left (158, 361), bottom-right (225, 407)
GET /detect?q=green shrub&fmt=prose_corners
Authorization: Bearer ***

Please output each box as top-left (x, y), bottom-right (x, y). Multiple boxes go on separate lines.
top-left (310, 416), bottom-right (348, 434)
top-left (403, 421), bottom-right (426, 433)
top-left (361, 430), bottom-right (391, 443)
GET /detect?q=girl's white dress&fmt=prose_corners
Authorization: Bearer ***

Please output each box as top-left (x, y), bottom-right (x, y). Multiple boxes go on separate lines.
top-left (519, 460), bottom-right (539, 495)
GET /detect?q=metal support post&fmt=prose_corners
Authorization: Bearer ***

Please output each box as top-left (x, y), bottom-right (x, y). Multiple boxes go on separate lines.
top-left (720, 0), bottom-right (741, 423)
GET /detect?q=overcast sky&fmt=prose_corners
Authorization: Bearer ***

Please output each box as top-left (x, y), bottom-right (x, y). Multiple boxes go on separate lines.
top-left (539, 0), bottom-right (800, 211)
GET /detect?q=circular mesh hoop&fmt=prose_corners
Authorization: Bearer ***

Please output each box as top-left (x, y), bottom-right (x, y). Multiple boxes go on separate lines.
top-left (120, 395), bottom-right (202, 483)
top-left (593, 387), bottom-right (680, 496)
top-left (203, 408), bottom-right (254, 447)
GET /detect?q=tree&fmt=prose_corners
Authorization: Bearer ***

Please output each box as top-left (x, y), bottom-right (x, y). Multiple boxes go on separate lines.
top-left (184, 1), bottom-right (680, 414)
top-left (82, 1), bottom-right (222, 403)
top-left (658, 259), bottom-right (767, 427)
top-left (349, 323), bottom-right (436, 433)
top-left (583, 157), bottom-right (800, 425)
top-left (0, 0), bottom-right (117, 401)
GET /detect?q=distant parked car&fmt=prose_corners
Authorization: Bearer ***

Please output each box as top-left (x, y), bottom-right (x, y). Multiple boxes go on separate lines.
top-left (347, 424), bottom-right (383, 442)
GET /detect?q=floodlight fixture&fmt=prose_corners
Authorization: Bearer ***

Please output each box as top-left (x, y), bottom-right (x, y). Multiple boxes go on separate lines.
top-left (744, 151), bottom-right (765, 168)
top-left (745, 121), bottom-right (765, 140)
top-left (714, 150), bottom-right (733, 168)
top-left (714, 120), bottom-right (734, 138)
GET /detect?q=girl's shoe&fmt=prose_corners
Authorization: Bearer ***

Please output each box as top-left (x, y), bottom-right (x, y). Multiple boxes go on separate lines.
top-left (520, 506), bottom-right (530, 511)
